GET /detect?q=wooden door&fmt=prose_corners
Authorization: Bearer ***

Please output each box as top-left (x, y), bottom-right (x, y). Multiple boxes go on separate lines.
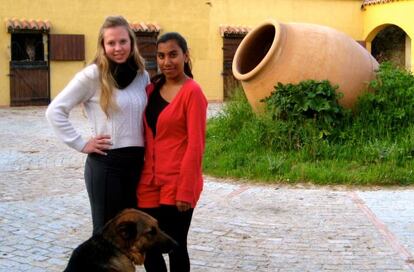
top-left (136, 33), bottom-right (158, 77)
top-left (10, 32), bottom-right (49, 106)
top-left (222, 36), bottom-right (244, 100)
top-left (10, 62), bottom-right (49, 106)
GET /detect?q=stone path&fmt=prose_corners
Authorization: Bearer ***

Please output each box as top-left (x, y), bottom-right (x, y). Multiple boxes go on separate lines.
top-left (0, 106), bottom-right (413, 271)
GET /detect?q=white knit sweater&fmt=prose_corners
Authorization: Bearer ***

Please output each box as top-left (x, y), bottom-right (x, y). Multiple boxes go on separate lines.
top-left (46, 64), bottom-right (149, 152)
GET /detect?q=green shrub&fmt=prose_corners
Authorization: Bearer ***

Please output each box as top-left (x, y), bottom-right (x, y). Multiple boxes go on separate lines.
top-left (353, 62), bottom-right (414, 139)
top-left (261, 80), bottom-right (351, 142)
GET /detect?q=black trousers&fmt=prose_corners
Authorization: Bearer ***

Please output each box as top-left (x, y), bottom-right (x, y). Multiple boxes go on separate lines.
top-left (140, 205), bottom-right (194, 272)
top-left (84, 146), bottom-right (144, 234)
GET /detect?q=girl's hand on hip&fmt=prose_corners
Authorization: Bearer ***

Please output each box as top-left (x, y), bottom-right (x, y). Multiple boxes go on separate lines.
top-left (176, 201), bottom-right (191, 212)
top-left (81, 135), bottom-right (112, 155)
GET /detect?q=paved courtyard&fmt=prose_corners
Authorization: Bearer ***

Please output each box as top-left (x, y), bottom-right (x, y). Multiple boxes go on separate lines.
top-left (0, 105), bottom-right (413, 271)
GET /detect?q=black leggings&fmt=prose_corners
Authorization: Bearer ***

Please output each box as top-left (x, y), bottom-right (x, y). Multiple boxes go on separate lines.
top-left (84, 146), bottom-right (144, 234)
top-left (140, 205), bottom-right (194, 272)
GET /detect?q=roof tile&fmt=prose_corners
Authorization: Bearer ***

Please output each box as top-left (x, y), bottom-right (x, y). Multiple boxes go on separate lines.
top-left (220, 25), bottom-right (251, 37)
top-left (361, 0), bottom-right (399, 7)
top-left (130, 22), bottom-right (161, 33)
top-left (6, 18), bottom-right (51, 32)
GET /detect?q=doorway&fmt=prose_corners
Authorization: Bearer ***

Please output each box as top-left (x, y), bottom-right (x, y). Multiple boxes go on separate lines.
top-left (9, 32), bottom-right (49, 106)
top-left (371, 25), bottom-right (407, 68)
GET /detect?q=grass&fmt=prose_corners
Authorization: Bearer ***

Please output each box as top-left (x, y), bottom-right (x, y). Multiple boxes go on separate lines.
top-left (203, 63), bottom-right (414, 186)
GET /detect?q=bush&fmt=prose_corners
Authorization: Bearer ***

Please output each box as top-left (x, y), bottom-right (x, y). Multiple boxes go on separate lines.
top-left (353, 62), bottom-right (414, 139)
top-left (261, 79), bottom-right (351, 142)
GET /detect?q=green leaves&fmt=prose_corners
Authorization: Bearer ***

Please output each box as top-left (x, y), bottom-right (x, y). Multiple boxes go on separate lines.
top-left (354, 62), bottom-right (414, 138)
top-left (261, 79), bottom-right (350, 141)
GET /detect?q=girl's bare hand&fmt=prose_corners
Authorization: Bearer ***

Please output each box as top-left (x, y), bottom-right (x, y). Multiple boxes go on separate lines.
top-left (176, 201), bottom-right (191, 212)
top-left (81, 135), bottom-right (112, 155)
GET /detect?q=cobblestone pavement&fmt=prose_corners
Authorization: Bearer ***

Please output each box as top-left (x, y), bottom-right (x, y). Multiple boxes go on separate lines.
top-left (0, 105), bottom-right (413, 272)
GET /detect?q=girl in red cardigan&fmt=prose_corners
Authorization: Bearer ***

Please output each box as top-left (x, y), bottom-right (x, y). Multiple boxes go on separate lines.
top-left (137, 32), bottom-right (207, 272)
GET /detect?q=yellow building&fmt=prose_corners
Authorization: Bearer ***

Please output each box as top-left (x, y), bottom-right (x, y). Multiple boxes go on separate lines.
top-left (0, 0), bottom-right (412, 106)
top-left (362, 0), bottom-right (414, 70)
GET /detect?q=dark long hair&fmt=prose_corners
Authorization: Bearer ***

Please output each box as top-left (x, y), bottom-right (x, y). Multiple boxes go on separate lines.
top-left (152, 32), bottom-right (193, 90)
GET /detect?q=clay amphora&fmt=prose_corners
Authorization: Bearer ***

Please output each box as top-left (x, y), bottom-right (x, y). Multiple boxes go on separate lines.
top-left (232, 19), bottom-right (379, 111)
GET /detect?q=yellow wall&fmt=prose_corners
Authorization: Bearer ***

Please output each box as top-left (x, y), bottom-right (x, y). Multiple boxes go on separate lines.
top-left (1, 0), bottom-right (363, 106)
top-left (362, 1), bottom-right (414, 71)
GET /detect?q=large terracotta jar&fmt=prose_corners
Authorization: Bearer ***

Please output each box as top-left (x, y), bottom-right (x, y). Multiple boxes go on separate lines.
top-left (232, 19), bottom-right (379, 111)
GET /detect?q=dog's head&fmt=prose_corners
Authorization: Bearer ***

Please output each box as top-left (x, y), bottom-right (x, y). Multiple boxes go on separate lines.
top-left (102, 209), bottom-right (178, 265)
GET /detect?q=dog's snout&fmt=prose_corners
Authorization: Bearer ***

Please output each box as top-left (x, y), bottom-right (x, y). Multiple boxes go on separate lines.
top-left (158, 230), bottom-right (179, 253)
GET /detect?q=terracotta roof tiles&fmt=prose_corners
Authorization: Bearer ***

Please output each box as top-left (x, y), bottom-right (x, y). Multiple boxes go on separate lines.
top-left (130, 22), bottom-right (161, 33)
top-left (6, 18), bottom-right (51, 32)
top-left (361, 0), bottom-right (399, 7)
top-left (219, 25), bottom-right (251, 37)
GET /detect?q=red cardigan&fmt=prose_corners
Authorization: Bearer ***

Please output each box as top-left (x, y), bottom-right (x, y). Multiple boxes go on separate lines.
top-left (139, 79), bottom-right (207, 207)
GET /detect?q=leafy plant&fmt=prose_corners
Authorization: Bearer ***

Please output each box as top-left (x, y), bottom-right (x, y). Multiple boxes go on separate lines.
top-left (353, 62), bottom-right (414, 138)
top-left (261, 80), bottom-right (351, 140)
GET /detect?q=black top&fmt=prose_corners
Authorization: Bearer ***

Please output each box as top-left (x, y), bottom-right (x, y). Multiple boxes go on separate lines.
top-left (145, 87), bottom-right (169, 136)
top-left (109, 57), bottom-right (138, 89)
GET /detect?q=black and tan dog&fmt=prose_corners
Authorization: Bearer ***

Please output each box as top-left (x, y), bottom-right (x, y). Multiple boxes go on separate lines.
top-left (64, 208), bottom-right (177, 272)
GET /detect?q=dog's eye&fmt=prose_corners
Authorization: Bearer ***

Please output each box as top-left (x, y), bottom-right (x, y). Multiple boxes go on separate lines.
top-left (147, 227), bottom-right (157, 236)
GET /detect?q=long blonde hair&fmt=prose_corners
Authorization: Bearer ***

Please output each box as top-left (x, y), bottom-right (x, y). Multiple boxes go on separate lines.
top-left (93, 16), bottom-right (145, 117)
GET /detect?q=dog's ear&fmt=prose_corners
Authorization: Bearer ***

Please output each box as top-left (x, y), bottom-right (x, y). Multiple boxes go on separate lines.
top-left (116, 221), bottom-right (138, 241)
